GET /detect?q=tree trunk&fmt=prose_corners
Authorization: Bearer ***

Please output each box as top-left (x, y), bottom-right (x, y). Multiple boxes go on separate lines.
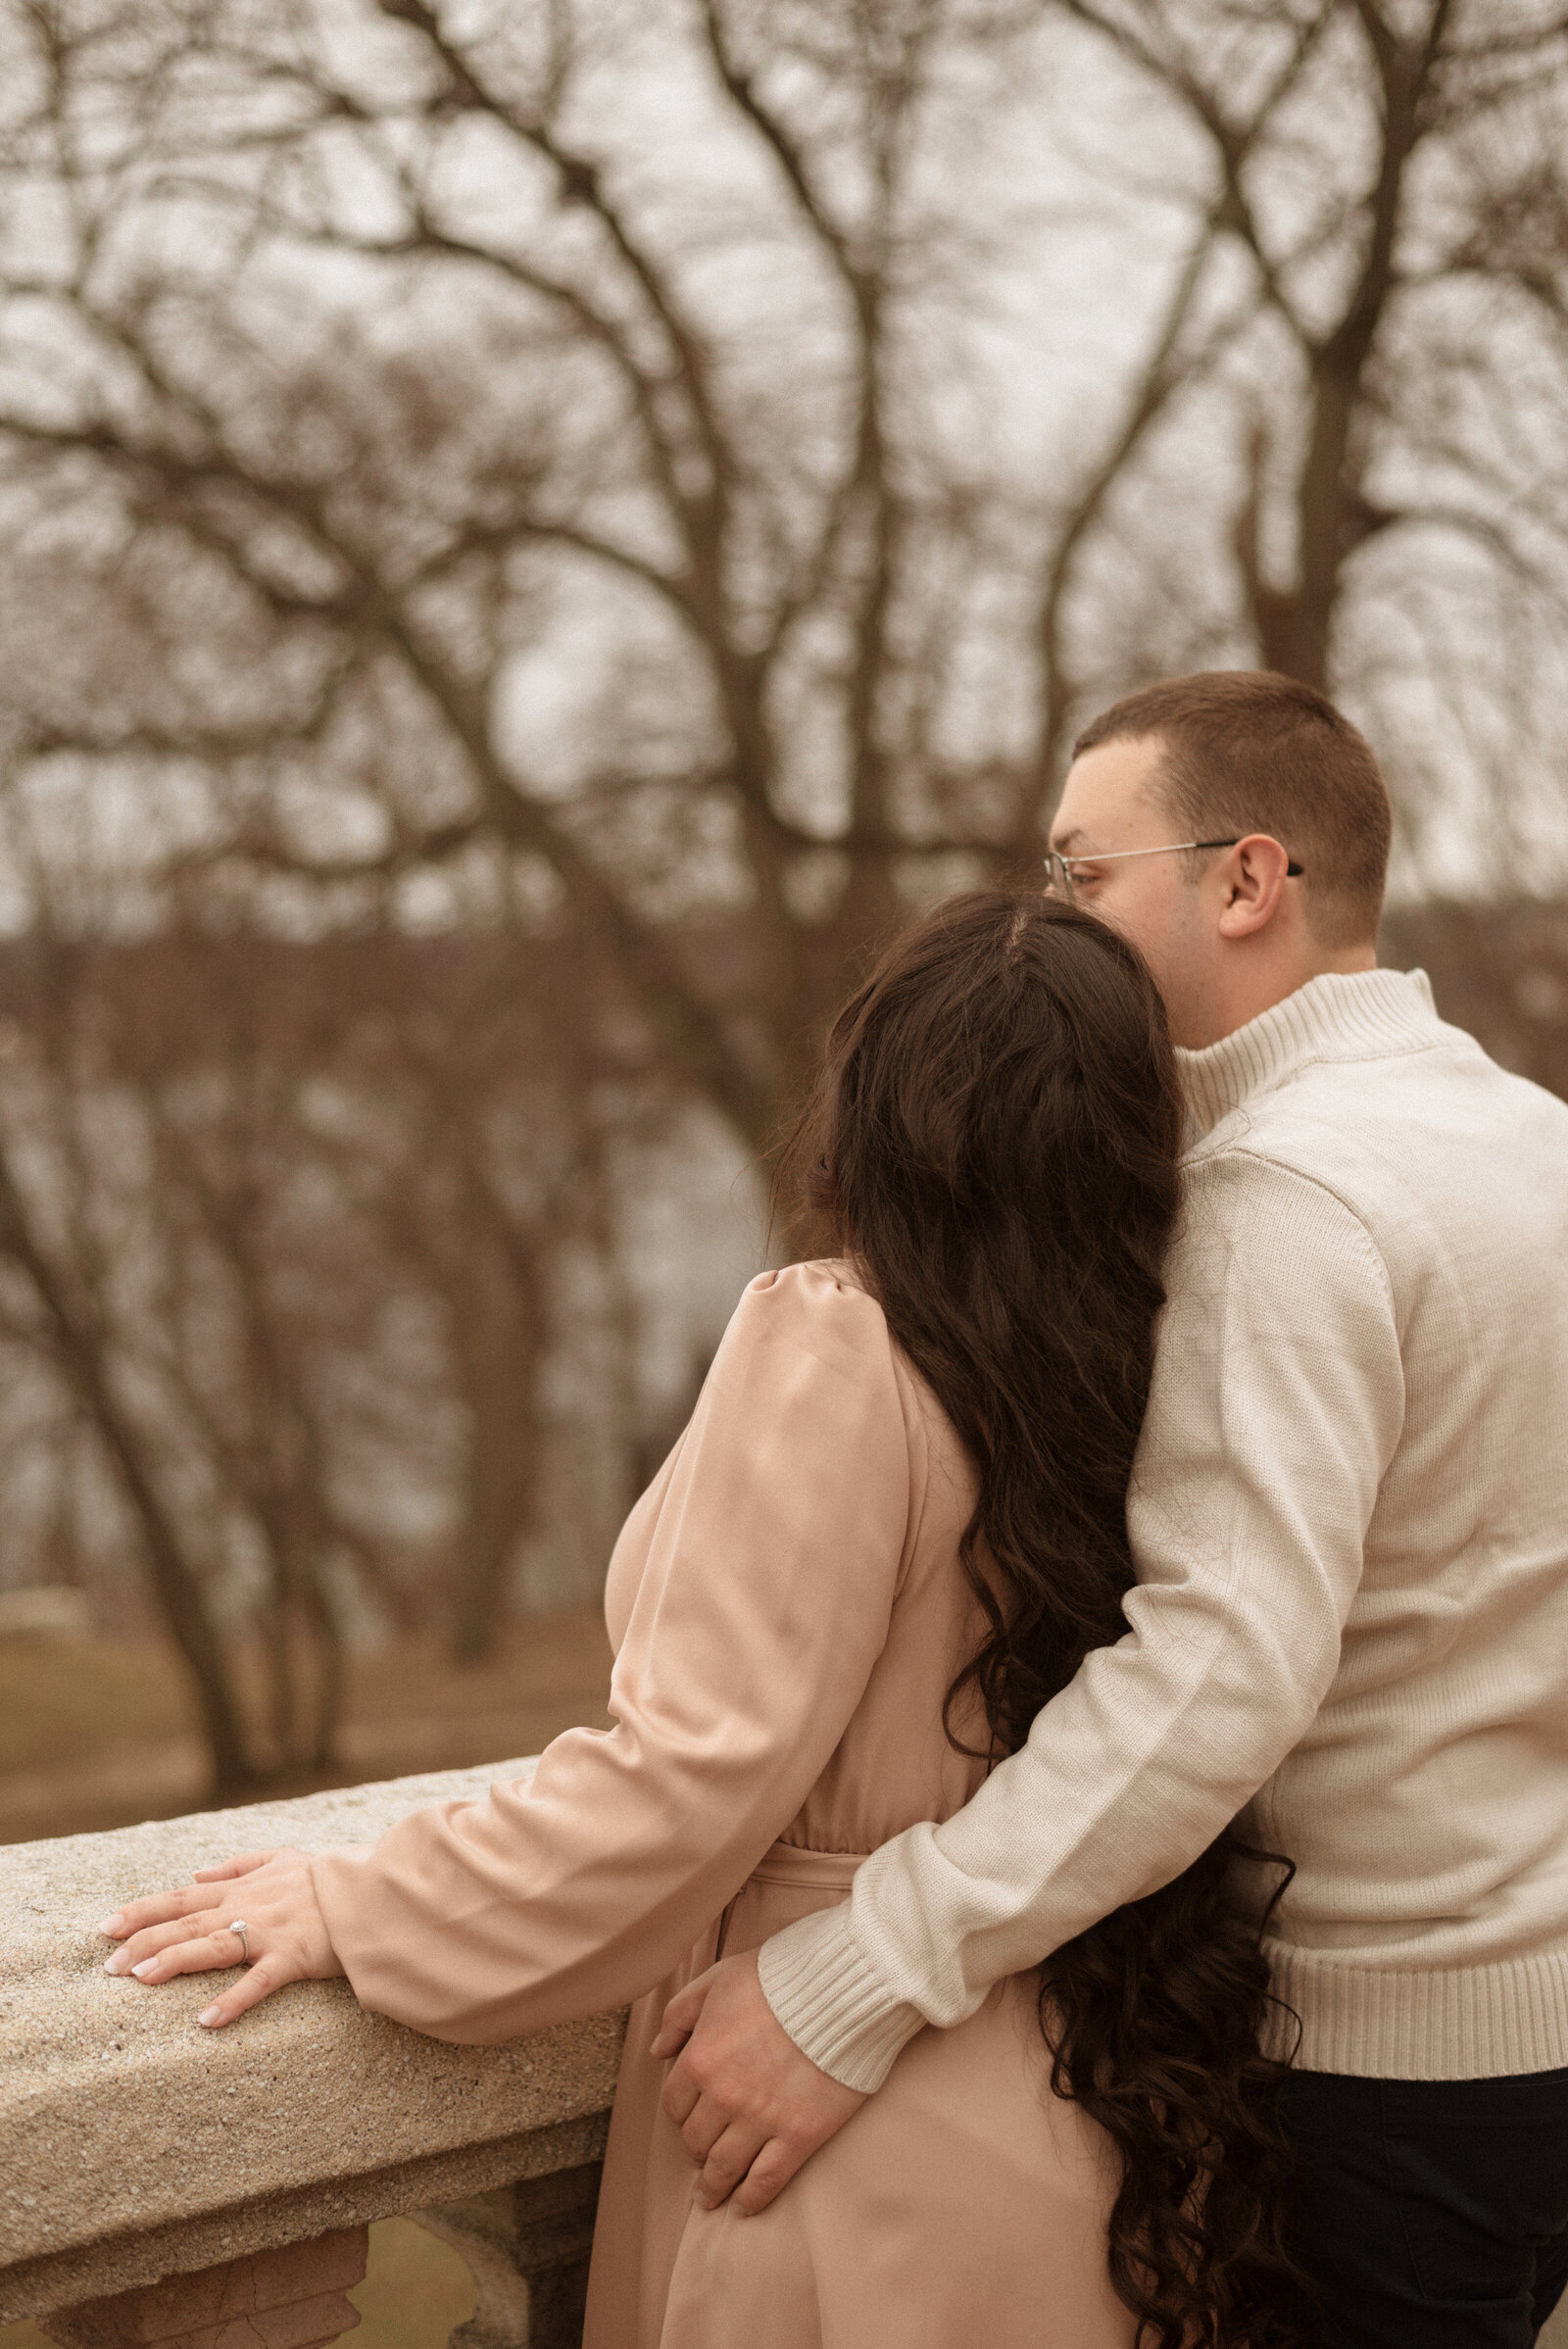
top-left (0, 1152), bottom-right (259, 1792)
top-left (449, 1199), bottom-right (545, 1666)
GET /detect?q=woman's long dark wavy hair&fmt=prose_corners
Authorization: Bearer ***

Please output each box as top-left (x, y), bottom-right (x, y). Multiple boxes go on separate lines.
top-left (777, 889), bottom-right (1302, 2349)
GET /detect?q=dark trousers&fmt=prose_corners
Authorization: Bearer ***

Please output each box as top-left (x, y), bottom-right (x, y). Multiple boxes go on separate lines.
top-left (1281, 2067), bottom-right (1568, 2347)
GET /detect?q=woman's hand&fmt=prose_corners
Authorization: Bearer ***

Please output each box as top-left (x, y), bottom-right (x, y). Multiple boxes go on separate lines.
top-left (97, 1847), bottom-right (349, 2029)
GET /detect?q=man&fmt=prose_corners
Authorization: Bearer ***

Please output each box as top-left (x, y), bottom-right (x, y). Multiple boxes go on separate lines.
top-left (654, 669), bottom-right (1568, 2347)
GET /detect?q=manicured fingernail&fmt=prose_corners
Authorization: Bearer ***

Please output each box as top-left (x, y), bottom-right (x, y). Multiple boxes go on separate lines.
top-left (130, 1959), bottom-right (158, 1980)
top-left (103, 1950), bottom-right (131, 1975)
top-left (97, 1915), bottom-right (123, 1936)
top-left (198, 2005), bottom-right (221, 2028)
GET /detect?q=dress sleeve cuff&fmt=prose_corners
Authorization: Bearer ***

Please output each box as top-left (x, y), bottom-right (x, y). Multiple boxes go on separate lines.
top-left (309, 1843), bottom-right (379, 1986)
top-left (756, 1901), bottom-right (927, 2093)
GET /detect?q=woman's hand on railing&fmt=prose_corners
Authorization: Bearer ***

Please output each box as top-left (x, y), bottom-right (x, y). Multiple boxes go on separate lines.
top-left (97, 1847), bottom-right (351, 2029)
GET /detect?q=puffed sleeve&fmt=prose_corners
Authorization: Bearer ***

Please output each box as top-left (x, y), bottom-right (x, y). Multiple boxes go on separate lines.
top-left (310, 1262), bottom-right (913, 2042)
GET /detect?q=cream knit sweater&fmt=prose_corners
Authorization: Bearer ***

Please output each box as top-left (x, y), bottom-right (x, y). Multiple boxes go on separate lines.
top-left (759, 967), bottom-right (1568, 2089)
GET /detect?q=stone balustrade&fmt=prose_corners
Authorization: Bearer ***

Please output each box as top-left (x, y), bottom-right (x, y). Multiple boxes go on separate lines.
top-left (0, 1762), bottom-right (626, 2349)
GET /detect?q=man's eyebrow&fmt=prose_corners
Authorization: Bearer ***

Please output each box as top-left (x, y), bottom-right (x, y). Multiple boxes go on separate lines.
top-left (1050, 824), bottom-right (1088, 854)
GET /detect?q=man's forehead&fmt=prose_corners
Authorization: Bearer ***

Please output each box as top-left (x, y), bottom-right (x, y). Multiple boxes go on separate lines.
top-left (1051, 734), bottom-right (1168, 850)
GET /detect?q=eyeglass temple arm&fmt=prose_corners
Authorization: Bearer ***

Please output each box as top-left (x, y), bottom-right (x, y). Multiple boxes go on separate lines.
top-left (1052, 841), bottom-right (1307, 877)
top-left (1182, 839), bottom-right (1305, 876)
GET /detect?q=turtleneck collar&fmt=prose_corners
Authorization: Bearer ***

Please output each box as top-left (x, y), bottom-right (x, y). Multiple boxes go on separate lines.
top-left (1175, 967), bottom-right (1443, 1150)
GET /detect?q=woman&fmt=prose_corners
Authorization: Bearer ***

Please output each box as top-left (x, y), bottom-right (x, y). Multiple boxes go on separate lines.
top-left (99, 891), bottom-right (1298, 2349)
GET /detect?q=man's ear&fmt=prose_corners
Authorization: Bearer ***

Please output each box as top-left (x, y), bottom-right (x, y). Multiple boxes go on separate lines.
top-left (1215, 835), bottom-right (1293, 940)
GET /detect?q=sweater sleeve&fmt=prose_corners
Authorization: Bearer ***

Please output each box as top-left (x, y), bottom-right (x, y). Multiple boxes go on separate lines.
top-left (758, 1151), bottom-right (1406, 2090)
top-left (312, 1263), bottom-right (911, 2043)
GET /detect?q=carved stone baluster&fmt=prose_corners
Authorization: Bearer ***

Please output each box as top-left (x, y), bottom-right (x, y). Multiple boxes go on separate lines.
top-left (36, 2227), bottom-right (368, 2349)
top-left (414, 2163), bottom-right (603, 2349)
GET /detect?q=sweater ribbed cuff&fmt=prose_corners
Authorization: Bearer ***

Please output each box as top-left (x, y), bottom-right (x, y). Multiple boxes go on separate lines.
top-left (757, 1903), bottom-right (928, 2092)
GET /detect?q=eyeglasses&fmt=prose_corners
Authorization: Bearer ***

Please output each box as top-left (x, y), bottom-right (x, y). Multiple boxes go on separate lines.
top-left (1043, 839), bottom-right (1305, 904)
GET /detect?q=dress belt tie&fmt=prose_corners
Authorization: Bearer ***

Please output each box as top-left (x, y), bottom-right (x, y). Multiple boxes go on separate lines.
top-left (746, 1839), bottom-right (870, 1893)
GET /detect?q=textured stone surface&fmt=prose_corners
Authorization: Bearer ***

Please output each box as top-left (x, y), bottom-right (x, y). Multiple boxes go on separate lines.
top-left (414, 2168), bottom-right (603, 2349)
top-left (0, 2114), bottom-right (612, 2324)
top-left (0, 1763), bottom-right (625, 2323)
top-left (38, 2227), bottom-right (368, 2349)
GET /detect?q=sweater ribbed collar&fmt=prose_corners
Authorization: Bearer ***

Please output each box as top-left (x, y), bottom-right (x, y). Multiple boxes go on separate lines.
top-left (1175, 966), bottom-right (1442, 1148)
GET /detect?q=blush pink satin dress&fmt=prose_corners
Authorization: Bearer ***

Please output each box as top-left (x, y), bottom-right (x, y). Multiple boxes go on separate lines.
top-left (314, 1263), bottom-right (1135, 2349)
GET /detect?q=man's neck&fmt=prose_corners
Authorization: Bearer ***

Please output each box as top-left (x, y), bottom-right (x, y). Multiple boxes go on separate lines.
top-left (1179, 943), bottom-right (1378, 1051)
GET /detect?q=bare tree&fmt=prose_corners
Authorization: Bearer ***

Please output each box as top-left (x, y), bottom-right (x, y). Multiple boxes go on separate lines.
top-left (1032, 1), bottom-right (1568, 861)
top-left (343, 928), bottom-right (621, 1665)
top-left (0, 856), bottom-right (654, 1786)
top-left (6, 0), bottom-right (1566, 1115)
top-left (3, 0), bottom-right (1568, 1782)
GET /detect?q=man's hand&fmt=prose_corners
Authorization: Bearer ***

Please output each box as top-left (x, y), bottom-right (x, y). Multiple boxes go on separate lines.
top-left (651, 1949), bottom-right (865, 2215)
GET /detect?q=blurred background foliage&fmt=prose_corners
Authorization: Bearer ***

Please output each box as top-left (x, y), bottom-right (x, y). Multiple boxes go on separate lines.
top-left (1, 0), bottom-right (1567, 1832)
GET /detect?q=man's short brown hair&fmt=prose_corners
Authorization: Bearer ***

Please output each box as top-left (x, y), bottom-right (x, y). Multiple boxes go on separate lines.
top-left (1072, 670), bottom-right (1392, 947)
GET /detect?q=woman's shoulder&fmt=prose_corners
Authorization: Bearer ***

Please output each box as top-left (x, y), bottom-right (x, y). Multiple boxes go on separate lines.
top-left (735, 1254), bottom-right (883, 1321)
top-left (734, 1264), bottom-right (972, 1541)
top-left (725, 1258), bottom-right (893, 1374)
top-left (718, 1263), bottom-right (970, 1537)
top-left (728, 1264), bottom-right (952, 1445)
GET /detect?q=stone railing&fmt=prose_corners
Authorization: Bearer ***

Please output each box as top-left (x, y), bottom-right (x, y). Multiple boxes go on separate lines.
top-left (0, 1762), bottom-right (627, 2349)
